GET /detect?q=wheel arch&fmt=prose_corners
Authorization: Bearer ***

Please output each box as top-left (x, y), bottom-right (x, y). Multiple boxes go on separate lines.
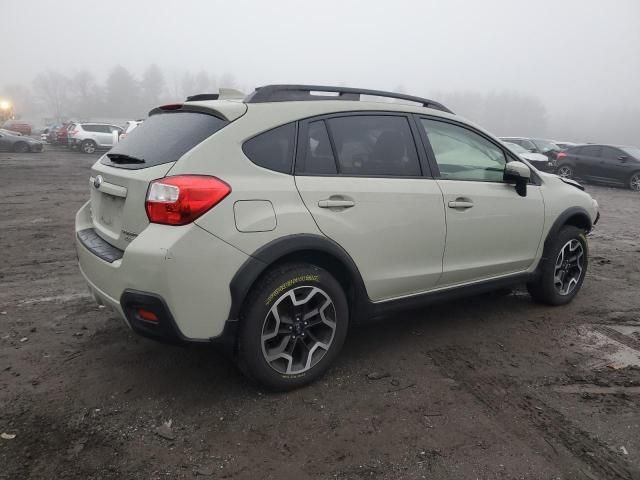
top-left (543, 207), bottom-right (592, 252)
top-left (228, 234), bottom-right (369, 322)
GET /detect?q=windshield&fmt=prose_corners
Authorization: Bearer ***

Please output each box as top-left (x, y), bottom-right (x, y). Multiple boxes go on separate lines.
top-left (532, 139), bottom-right (560, 153)
top-left (622, 146), bottom-right (640, 158)
top-left (504, 142), bottom-right (528, 154)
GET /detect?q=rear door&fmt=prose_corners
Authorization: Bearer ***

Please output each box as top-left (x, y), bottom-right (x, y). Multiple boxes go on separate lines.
top-left (294, 113), bottom-right (446, 302)
top-left (418, 118), bottom-right (544, 286)
top-left (88, 110), bottom-right (229, 251)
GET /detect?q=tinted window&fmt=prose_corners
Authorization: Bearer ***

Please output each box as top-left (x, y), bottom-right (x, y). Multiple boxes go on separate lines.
top-left (243, 123), bottom-right (295, 174)
top-left (298, 121), bottom-right (337, 174)
top-left (421, 119), bottom-right (506, 182)
top-left (581, 145), bottom-right (602, 157)
top-left (81, 124), bottom-right (96, 132)
top-left (600, 146), bottom-right (623, 160)
top-left (102, 111), bottom-right (228, 169)
top-left (532, 139), bottom-right (560, 153)
top-left (326, 115), bottom-right (420, 176)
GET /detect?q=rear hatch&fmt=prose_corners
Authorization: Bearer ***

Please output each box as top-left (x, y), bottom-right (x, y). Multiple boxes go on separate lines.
top-left (88, 108), bottom-right (232, 251)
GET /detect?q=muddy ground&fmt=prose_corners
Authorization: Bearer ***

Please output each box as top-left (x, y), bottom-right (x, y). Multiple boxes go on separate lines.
top-left (1, 147), bottom-right (639, 479)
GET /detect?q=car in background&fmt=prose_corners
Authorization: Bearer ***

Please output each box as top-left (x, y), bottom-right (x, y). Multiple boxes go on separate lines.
top-left (554, 141), bottom-right (577, 151)
top-left (2, 120), bottom-right (32, 136)
top-left (68, 122), bottom-right (123, 153)
top-left (556, 144), bottom-right (640, 191)
top-left (500, 137), bottom-right (562, 163)
top-left (114, 120), bottom-right (144, 144)
top-left (0, 128), bottom-right (44, 152)
top-left (503, 141), bottom-right (555, 172)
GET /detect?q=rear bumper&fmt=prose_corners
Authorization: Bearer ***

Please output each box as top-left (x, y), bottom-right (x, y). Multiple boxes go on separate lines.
top-left (75, 201), bottom-right (249, 342)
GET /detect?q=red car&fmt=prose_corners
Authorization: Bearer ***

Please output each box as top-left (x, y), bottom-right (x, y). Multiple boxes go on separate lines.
top-left (2, 120), bottom-right (32, 136)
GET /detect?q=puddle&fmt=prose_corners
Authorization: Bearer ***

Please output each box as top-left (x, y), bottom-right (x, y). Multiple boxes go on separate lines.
top-left (578, 324), bottom-right (640, 369)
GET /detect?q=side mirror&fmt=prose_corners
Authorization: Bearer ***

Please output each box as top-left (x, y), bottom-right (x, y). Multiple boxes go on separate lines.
top-left (504, 161), bottom-right (530, 197)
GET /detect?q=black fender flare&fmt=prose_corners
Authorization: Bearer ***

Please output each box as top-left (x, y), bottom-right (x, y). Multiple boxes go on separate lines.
top-left (542, 206), bottom-right (592, 254)
top-left (227, 234), bottom-right (369, 321)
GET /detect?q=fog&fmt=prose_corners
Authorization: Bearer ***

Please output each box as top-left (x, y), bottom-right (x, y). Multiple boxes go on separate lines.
top-left (3, 0), bottom-right (639, 144)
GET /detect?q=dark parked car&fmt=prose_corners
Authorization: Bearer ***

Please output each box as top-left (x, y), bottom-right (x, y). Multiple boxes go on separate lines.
top-left (0, 128), bottom-right (44, 152)
top-left (556, 144), bottom-right (640, 191)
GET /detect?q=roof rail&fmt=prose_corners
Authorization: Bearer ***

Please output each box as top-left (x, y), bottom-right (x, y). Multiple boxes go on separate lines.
top-left (244, 84), bottom-right (453, 114)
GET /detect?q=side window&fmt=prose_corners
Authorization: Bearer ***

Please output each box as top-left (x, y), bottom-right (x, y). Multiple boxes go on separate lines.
top-left (600, 146), bottom-right (622, 161)
top-left (326, 115), bottom-right (421, 176)
top-left (82, 124), bottom-right (95, 132)
top-left (421, 119), bottom-right (506, 182)
top-left (297, 121), bottom-right (338, 175)
top-left (520, 139), bottom-right (536, 151)
top-left (581, 145), bottom-right (602, 157)
top-left (243, 122), bottom-right (295, 174)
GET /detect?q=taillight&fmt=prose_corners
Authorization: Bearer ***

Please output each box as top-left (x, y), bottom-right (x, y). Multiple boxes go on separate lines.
top-left (556, 152), bottom-right (567, 160)
top-left (145, 175), bottom-right (231, 226)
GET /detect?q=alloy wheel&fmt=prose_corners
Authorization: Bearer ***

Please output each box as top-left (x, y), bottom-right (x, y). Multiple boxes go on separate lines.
top-left (553, 239), bottom-right (584, 295)
top-left (83, 142), bottom-right (96, 154)
top-left (557, 166), bottom-right (573, 178)
top-left (630, 173), bottom-right (640, 192)
top-left (261, 286), bottom-right (336, 375)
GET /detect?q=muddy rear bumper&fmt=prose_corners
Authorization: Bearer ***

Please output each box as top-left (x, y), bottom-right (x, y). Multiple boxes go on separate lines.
top-left (75, 201), bottom-right (249, 341)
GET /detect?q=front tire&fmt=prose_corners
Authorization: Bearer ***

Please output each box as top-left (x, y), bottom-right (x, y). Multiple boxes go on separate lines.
top-left (629, 171), bottom-right (640, 192)
top-left (527, 226), bottom-right (588, 305)
top-left (237, 263), bottom-right (349, 391)
top-left (13, 142), bottom-right (29, 153)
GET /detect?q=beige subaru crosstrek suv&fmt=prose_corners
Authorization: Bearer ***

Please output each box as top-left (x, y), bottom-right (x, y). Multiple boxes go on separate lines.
top-left (75, 85), bottom-right (599, 390)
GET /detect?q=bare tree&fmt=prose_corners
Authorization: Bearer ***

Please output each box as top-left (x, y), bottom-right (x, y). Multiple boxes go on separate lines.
top-left (33, 71), bottom-right (70, 122)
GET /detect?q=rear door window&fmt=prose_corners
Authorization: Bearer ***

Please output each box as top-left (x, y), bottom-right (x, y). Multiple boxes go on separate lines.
top-left (581, 145), bottom-right (602, 157)
top-left (296, 121), bottom-right (338, 175)
top-left (102, 111), bottom-right (228, 169)
top-left (326, 115), bottom-right (421, 176)
top-left (243, 123), bottom-right (295, 174)
top-left (600, 146), bottom-right (623, 161)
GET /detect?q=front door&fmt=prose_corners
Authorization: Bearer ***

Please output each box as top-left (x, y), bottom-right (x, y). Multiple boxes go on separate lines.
top-left (418, 118), bottom-right (544, 286)
top-left (294, 114), bottom-right (446, 302)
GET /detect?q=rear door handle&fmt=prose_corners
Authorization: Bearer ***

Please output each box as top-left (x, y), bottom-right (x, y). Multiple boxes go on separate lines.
top-left (318, 199), bottom-right (355, 209)
top-left (448, 200), bottom-right (474, 209)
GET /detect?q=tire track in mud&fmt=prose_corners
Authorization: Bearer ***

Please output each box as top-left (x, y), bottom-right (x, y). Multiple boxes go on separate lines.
top-left (593, 325), bottom-right (640, 352)
top-left (428, 346), bottom-right (635, 480)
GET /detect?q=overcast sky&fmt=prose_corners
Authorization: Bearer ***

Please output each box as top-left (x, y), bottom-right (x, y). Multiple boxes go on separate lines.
top-left (4, 0), bottom-right (639, 109)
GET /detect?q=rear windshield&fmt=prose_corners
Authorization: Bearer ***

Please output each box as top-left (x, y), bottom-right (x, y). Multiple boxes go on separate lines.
top-left (101, 111), bottom-right (228, 169)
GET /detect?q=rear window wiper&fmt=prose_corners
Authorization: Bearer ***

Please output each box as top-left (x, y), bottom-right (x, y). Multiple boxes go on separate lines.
top-left (106, 153), bottom-right (145, 164)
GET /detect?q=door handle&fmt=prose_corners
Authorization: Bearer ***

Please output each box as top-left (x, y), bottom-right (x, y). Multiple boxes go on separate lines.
top-left (448, 199), bottom-right (474, 209)
top-left (318, 199), bottom-right (355, 209)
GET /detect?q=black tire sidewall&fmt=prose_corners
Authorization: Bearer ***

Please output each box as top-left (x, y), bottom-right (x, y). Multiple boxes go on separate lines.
top-left (531, 226), bottom-right (588, 305)
top-left (238, 264), bottom-right (349, 391)
top-left (13, 142), bottom-right (28, 153)
top-left (82, 140), bottom-right (96, 153)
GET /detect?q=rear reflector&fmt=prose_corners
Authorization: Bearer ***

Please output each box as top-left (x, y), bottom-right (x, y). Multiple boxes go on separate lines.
top-left (137, 308), bottom-right (159, 322)
top-left (145, 175), bottom-right (231, 225)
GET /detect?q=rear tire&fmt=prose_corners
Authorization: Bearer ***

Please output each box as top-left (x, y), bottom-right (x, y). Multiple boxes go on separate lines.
top-left (81, 140), bottom-right (97, 154)
top-left (629, 171), bottom-right (640, 192)
top-left (12, 142), bottom-right (28, 153)
top-left (527, 226), bottom-right (588, 305)
top-left (237, 263), bottom-right (349, 391)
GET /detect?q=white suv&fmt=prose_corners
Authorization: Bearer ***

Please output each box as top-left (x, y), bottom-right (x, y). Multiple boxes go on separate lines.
top-left (75, 85), bottom-right (599, 390)
top-left (69, 122), bottom-right (123, 153)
